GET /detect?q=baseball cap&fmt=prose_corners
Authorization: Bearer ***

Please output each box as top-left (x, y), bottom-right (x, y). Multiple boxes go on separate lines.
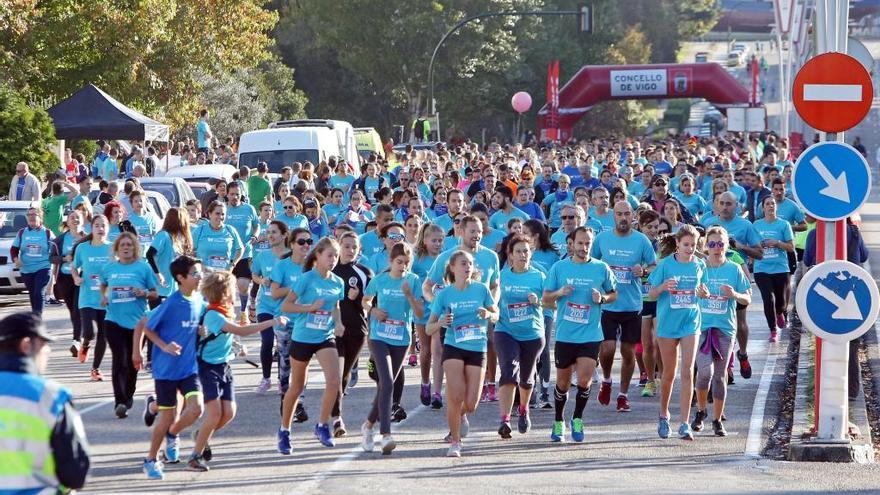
top-left (0, 312), bottom-right (54, 343)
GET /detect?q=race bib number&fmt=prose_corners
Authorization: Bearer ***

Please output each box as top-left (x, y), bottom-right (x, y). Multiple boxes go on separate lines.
top-left (453, 324), bottom-right (484, 343)
top-left (376, 319), bottom-right (407, 341)
top-left (702, 295), bottom-right (728, 315)
top-left (506, 302), bottom-right (532, 323)
top-left (111, 286), bottom-right (135, 303)
top-left (762, 246), bottom-right (779, 259)
top-left (138, 233), bottom-right (153, 245)
top-left (669, 289), bottom-right (696, 309)
top-left (208, 255), bottom-right (228, 269)
top-left (610, 265), bottom-right (632, 284)
top-left (305, 310), bottom-right (331, 331)
top-left (563, 302), bottom-right (591, 324)
top-left (25, 243), bottom-right (42, 257)
top-left (256, 240), bottom-right (270, 251)
top-left (89, 275), bottom-right (101, 291)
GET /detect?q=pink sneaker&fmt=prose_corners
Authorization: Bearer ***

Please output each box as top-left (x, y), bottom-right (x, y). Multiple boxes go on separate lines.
top-left (776, 313), bottom-right (786, 330)
top-left (487, 383), bottom-right (498, 402)
top-left (769, 331), bottom-right (778, 343)
top-left (480, 384), bottom-right (489, 403)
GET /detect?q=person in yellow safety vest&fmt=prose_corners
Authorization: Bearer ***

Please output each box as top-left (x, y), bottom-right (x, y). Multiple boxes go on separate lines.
top-left (0, 312), bottom-right (90, 494)
top-left (412, 116), bottom-right (430, 143)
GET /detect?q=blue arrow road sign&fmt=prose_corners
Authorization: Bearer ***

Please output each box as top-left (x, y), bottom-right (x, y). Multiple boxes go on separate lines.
top-left (792, 141), bottom-right (871, 221)
top-left (795, 260), bottom-right (880, 343)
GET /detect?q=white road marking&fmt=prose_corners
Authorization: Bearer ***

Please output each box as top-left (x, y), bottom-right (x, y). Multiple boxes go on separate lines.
top-left (79, 399), bottom-right (114, 415)
top-left (745, 346), bottom-right (779, 458)
top-left (803, 84), bottom-right (862, 102)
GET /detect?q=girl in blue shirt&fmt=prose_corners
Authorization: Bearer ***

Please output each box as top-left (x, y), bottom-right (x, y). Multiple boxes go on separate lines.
top-left (251, 220), bottom-right (290, 394)
top-left (751, 195), bottom-right (795, 342)
top-left (277, 196), bottom-right (309, 231)
top-left (426, 251), bottom-right (499, 458)
top-left (334, 189), bottom-right (374, 234)
top-left (193, 201), bottom-right (244, 272)
top-left (413, 223), bottom-right (446, 409)
top-left (11, 206), bottom-right (55, 316)
top-left (322, 188), bottom-right (346, 226)
top-left (647, 224), bottom-right (710, 441)
top-left (278, 238), bottom-right (345, 450)
top-left (72, 215), bottom-right (113, 381)
top-left (146, 208), bottom-right (193, 300)
top-left (365, 222), bottom-right (406, 275)
top-left (360, 242), bottom-right (424, 454)
top-left (303, 199), bottom-right (330, 244)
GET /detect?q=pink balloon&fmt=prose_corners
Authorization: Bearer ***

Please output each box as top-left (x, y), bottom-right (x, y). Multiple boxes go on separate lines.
top-left (511, 91), bottom-right (532, 113)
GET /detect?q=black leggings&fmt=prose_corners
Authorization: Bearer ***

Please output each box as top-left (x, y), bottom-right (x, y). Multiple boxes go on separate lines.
top-left (754, 272), bottom-right (790, 331)
top-left (258, 313), bottom-right (274, 379)
top-left (80, 308), bottom-right (107, 370)
top-left (55, 273), bottom-right (81, 341)
top-left (105, 320), bottom-right (138, 407)
top-left (367, 340), bottom-right (408, 435)
top-left (332, 330), bottom-right (366, 418)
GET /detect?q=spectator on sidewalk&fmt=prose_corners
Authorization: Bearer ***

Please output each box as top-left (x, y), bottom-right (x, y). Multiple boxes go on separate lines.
top-left (8, 162), bottom-right (42, 201)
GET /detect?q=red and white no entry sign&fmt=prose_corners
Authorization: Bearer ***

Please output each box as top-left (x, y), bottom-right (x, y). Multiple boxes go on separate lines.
top-left (792, 52), bottom-right (873, 133)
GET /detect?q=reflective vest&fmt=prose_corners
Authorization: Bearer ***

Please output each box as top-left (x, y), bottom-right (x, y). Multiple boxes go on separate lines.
top-left (0, 370), bottom-right (70, 494)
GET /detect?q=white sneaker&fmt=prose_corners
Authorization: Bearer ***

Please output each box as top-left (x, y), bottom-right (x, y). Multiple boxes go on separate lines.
top-left (446, 441), bottom-right (461, 457)
top-left (360, 422), bottom-right (375, 452)
top-left (380, 435), bottom-right (396, 455)
top-left (256, 377), bottom-right (272, 394)
top-left (460, 414), bottom-right (470, 438)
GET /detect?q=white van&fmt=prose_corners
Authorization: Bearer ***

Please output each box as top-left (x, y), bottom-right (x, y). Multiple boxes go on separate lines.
top-left (237, 120), bottom-right (360, 176)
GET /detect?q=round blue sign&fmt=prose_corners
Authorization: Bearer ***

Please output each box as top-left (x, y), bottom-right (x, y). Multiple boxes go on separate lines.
top-left (792, 142), bottom-right (871, 221)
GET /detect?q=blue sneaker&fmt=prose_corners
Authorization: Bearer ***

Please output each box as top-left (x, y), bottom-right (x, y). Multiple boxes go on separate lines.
top-left (550, 421), bottom-right (565, 442)
top-left (570, 418), bottom-right (585, 443)
top-left (314, 423), bottom-right (335, 447)
top-left (143, 459), bottom-right (164, 480)
top-left (658, 417), bottom-right (670, 439)
top-left (678, 422), bottom-right (694, 441)
top-left (164, 434), bottom-right (179, 463)
top-left (277, 428), bottom-right (292, 455)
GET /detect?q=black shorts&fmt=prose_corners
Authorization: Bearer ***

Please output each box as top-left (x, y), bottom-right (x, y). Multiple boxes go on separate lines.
top-left (155, 373), bottom-right (202, 409)
top-left (601, 311), bottom-right (641, 343)
top-left (232, 258), bottom-right (252, 279)
top-left (290, 339), bottom-right (336, 362)
top-left (442, 344), bottom-right (486, 367)
top-left (198, 361), bottom-right (234, 402)
top-left (554, 341), bottom-right (600, 369)
top-left (641, 300), bottom-right (657, 318)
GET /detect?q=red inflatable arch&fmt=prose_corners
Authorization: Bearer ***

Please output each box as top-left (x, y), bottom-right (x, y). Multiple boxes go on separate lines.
top-left (538, 63), bottom-right (753, 141)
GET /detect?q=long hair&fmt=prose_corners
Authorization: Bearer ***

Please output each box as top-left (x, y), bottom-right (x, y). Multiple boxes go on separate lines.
top-left (415, 223), bottom-right (445, 258)
top-left (269, 220), bottom-right (290, 248)
top-left (304, 237), bottom-right (339, 272)
top-left (500, 233), bottom-right (532, 269)
top-left (658, 223), bottom-right (700, 258)
top-left (523, 219), bottom-right (556, 254)
top-left (162, 207), bottom-right (193, 255)
top-left (442, 250), bottom-right (475, 285)
top-left (386, 241), bottom-right (414, 273)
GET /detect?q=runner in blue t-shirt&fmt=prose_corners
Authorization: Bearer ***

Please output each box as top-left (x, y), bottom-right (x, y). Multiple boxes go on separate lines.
top-left (251, 220), bottom-right (291, 394)
top-left (412, 223), bottom-right (446, 409)
top-left (193, 202), bottom-right (244, 272)
top-left (72, 215), bottom-right (113, 381)
top-left (523, 218), bottom-right (560, 408)
top-left (751, 195), bottom-right (794, 342)
top-left (224, 183), bottom-right (261, 324)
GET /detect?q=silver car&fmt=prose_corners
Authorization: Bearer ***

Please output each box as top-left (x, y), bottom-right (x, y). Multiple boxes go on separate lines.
top-left (0, 201), bottom-right (31, 293)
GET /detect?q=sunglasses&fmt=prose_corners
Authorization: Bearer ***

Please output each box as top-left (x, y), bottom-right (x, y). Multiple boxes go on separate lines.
top-left (706, 241), bottom-right (726, 249)
top-left (653, 181), bottom-right (667, 186)
top-left (561, 215), bottom-right (576, 220)
top-left (284, 205), bottom-right (295, 210)
top-left (295, 238), bottom-right (314, 246)
top-left (387, 233), bottom-right (406, 241)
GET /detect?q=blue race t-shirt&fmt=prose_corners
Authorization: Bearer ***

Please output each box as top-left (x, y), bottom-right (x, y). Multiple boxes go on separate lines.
top-left (253, 248), bottom-right (289, 316)
top-left (480, 228), bottom-right (506, 252)
top-left (193, 222), bottom-right (243, 271)
top-left (359, 230), bottom-right (384, 257)
top-left (291, 269), bottom-right (345, 343)
top-left (12, 227), bottom-right (53, 274)
top-left (201, 309), bottom-right (235, 364)
top-left (428, 245), bottom-right (500, 290)
top-left (128, 211), bottom-right (159, 255)
top-left (149, 231), bottom-right (180, 298)
top-left (752, 218), bottom-right (794, 274)
top-left (100, 259), bottom-right (158, 329)
top-left (73, 241), bottom-right (112, 309)
top-left (648, 255), bottom-right (708, 339)
top-left (497, 267), bottom-right (545, 341)
top-left (430, 281), bottom-right (495, 353)
top-left (225, 203), bottom-right (259, 259)
top-left (147, 291), bottom-right (206, 379)
top-left (590, 230), bottom-right (656, 312)
top-left (545, 258), bottom-right (615, 343)
top-left (364, 272), bottom-right (423, 347)
top-left (700, 261), bottom-right (750, 335)
top-left (489, 208), bottom-right (530, 233)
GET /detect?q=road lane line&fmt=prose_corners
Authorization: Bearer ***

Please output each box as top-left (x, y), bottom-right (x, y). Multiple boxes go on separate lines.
top-left (745, 345), bottom-right (779, 458)
top-left (79, 399), bottom-right (114, 415)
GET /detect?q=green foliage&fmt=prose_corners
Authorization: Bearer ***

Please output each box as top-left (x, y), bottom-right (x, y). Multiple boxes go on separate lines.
top-left (616, 0), bottom-right (718, 63)
top-left (662, 99), bottom-right (692, 131)
top-left (0, 82), bottom-right (58, 195)
top-left (69, 140), bottom-right (97, 161)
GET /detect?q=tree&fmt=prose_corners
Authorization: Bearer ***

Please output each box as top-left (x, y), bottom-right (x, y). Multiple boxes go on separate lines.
top-left (0, 82), bottom-right (58, 194)
top-left (617, 0), bottom-right (718, 63)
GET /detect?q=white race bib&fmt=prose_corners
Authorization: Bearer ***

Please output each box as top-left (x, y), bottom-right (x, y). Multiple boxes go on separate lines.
top-left (669, 289), bottom-right (696, 309)
top-left (562, 301), bottom-right (591, 324)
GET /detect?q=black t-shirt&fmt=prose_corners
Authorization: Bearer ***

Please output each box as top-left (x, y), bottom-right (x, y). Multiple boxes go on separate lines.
top-left (333, 262), bottom-right (373, 336)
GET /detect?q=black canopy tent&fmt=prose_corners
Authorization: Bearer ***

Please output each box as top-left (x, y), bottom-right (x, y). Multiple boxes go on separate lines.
top-left (47, 83), bottom-right (169, 141)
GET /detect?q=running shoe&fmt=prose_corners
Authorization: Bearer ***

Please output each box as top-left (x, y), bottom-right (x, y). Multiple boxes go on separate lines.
top-left (46, 297), bottom-right (63, 306)
top-left (115, 403), bottom-right (128, 419)
top-left (143, 395), bottom-right (157, 427)
top-left (658, 417), bottom-right (670, 439)
top-left (391, 403), bottom-right (407, 422)
top-left (256, 377), bottom-right (272, 394)
top-left (90, 369), bottom-right (103, 381)
top-left (191, 429), bottom-right (212, 461)
top-left (550, 421), bottom-right (565, 442)
top-left (616, 395), bottom-right (631, 412)
top-left (691, 409), bottom-right (707, 432)
top-left (570, 418), bottom-right (585, 442)
top-left (597, 380), bottom-right (612, 406)
top-left (518, 413), bottom-right (531, 434)
top-left (164, 434), bottom-right (180, 463)
top-left (737, 351), bottom-right (752, 379)
top-left (713, 419), bottom-right (727, 437)
top-left (380, 435), bottom-right (396, 455)
top-left (539, 394), bottom-right (553, 409)
top-left (460, 414), bottom-right (470, 438)
top-left (447, 441), bottom-right (462, 457)
top-left (769, 331), bottom-right (778, 343)
top-left (727, 366), bottom-right (735, 385)
top-left (277, 428), bottom-right (291, 455)
top-left (361, 422), bottom-right (375, 452)
top-left (638, 371), bottom-right (648, 387)
top-left (248, 305), bottom-right (256, 324)
top-left (187, 454), bottom-right (209, 472)
top-left (678, 422), bottom-right (694, 441)
top-left (431, 392), bottom-right (443, 409)
top-left (444, 432), bottom-right (454, 443)
top-left (294, 402), bottom-right (309, 423)
top-left (408, 354), bottom-right (418, 367)
top-left (498, 421), bottom-right (512, 439)
top-left (349, 367), bottom-right (359, 389)
top-left (143, 459), bottom-right (164, 480)
top-left (487, 383), bottom-right (498, 402)
top-left (78, 344), bottom-right (89, 364)
top-left (420, 383), bottom-right (431, 406)
top-left (480, 384), bottom-right (489, 403)
top-left (69, 340), bottom-right (80, 358)
top-left (776, 313), bottom-right (786, 330)
top-left (237, 313), bottom-right (249, 326)
top-left (332, 417), bottom-right (347, 437)
top-left (641, 381), bottom-right (656, 397)
top-left (315, 423), bottom-right (335, 447)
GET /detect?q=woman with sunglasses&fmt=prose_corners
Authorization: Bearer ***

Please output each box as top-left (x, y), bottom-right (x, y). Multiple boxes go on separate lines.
top-left (278, 196), bottom-right (308, 231)
top-left (52, 210), bottom-right (86, 356)
top-left (269, 228), bottom-right (312, 422)
top-left (252, 220), bottom-right (290, 394)
top-left (335, 189), bottom-right (374, 235)
top-left (366, 223), bottom-right (408, 275)
top-left (193, 201), bottom-right (244, 273)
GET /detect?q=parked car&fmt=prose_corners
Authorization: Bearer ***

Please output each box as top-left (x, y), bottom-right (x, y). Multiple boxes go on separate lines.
top-left (355, 127), bottom-right (384, 161)
top-left (164, 164), bottom-right (237, 186)
top-left (144, 190), bottom-right (172, 221)
top-left (137, 177), bottom-right (196, 208)
top-left (187, 182), bottom-right (210, 201)
top-left (727, 51), bottom-right (743, 67)
top-left (694, 51), bottom-right (709, 63)
top-left (0, 201), bottom-right (30, 293)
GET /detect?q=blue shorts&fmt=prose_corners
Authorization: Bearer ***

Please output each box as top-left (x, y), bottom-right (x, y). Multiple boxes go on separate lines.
top-left (198, 361), bottom-right (235, 402)
top-left (155, 374), bottom-right (202, 409)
